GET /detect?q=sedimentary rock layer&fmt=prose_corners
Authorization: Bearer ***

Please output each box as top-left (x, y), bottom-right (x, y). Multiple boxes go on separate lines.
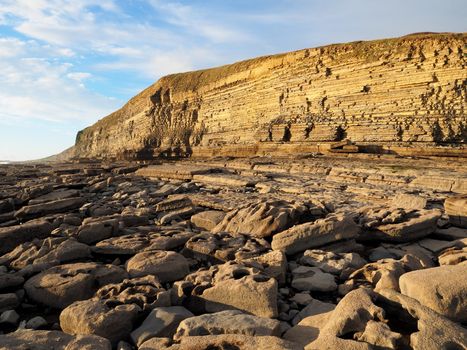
top-left (74, 33), bottom-right (466, 159)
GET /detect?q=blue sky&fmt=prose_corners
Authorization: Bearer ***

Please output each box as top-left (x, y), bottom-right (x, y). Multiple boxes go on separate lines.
top-left (0, 0), bottom-right (465, 161)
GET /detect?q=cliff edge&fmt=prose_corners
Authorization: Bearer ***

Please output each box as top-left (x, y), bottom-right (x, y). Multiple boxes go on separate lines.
top-left (74, 33), bottom-right (467, 159)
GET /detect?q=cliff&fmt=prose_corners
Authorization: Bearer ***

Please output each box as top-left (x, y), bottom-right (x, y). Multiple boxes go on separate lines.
top-left (74, 33), bottom-right (467, 159)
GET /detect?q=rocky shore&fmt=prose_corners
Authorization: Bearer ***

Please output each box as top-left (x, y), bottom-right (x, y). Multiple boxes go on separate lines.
top-left (0, 154), bottom-right (466, 349)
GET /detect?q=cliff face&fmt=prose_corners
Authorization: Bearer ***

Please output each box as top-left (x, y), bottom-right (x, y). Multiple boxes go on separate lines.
top-left (75, 33), bottom-right (467, 159)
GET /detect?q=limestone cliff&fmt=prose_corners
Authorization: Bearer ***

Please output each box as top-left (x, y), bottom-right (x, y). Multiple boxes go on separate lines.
top-left (74, 33), bottom-right (467, 159)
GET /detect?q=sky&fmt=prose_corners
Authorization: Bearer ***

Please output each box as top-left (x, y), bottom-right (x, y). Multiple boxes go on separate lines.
top-left (0, 0), bottom-right (465, 161)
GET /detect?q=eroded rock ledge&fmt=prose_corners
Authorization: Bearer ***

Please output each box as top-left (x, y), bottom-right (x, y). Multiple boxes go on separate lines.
top-left (73, 33), bottom-right (467, 160)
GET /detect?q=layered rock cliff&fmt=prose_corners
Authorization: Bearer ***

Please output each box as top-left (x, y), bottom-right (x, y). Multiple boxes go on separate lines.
top-left (74, 33), bottom-right (467, 159)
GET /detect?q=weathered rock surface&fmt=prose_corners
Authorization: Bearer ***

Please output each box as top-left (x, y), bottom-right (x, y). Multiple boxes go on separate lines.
top-left (60, 299), bottom-right (140, 345)
top-left (271, 214), bottom-right (360, 255)
top-left (399, 263), bottom-right (467, 322)
top-left (126, 250), bottom-right (190, 282)
top-left (73, 33), bottom-right (467, 160)
top-left (24, 262), bottom-right (127, 308)
top-left (445, 196), bottom-right (467, 228)
top-left (0, 219), bottom-right (53, 255)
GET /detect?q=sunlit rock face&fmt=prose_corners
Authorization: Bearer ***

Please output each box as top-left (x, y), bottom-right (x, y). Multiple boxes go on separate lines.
top-left (74, 33), bottom-right (466, 160)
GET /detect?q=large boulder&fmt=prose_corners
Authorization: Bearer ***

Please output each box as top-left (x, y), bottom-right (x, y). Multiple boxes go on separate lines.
top-left (213, 200), bottom-right (309, 238)
top-left (201, 274), bottom-right (278, 318)
top-left (60, 299), bottom-right (140, 346)
top-left (0, 219), bottom-right (53, 255)
top-left (399, 263), bottom-right (467, 322)
top-left (0, 329), bottom-right (111, 350)
top-left (130, 306), bottom-right (193, 346)
top-left (126, 250), bottom-right (190, 282)
top-left (174, 310), bottom-right (281, 340)
top-left (24, 262), bottom-right (127, 308)
top-left (272, 214), bottom-right (360, 255)
top-left (15, 197), bottom-right (86, 221)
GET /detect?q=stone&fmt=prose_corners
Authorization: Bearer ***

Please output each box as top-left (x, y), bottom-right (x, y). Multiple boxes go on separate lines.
top-left (146, 335), bottom-right (302, 350)
top-left (284, 309), bottom-right (334, 346)
top-left (201, 274), bottom-right (278, 318)
top-left (0, 330), bottom-right (111, 350)
top-left (390, 193), bottom-right (427, 210)
top-left (240, 250), bottom-right (287, 285)
top-left (95, 275), bottom-right (171, 311)
top-left (290, 298), bottom-right (335, 326)
top-left (76, 219), bottom-right (119, 244)
top-left (378, 289), bottom-right (467, 350)
top-left (272, 214), bottom-right (360, 255)
top-left (182, 232), bottom-right (269, 263)
top-left (126, 250), bottom-right (190, 282)
top-left (174, 310), bottom-right (281, 340)
top-left (24, 262), bottom-right (128, 308)
top-left (0, 219), bottom-right (53, 255)
top-left (0, 309), bottom-right (20, 325)
top-left (60, 299), bottom-right (140, 346)
top-left (445, 196), bottom-right (467, 228)
top-left (130, 306), bottom-right (193, 346)
top-left (0, 272), bottom-right (24, 290)
top-left (15, 197), bottom-right (86, 221)
top-left (0, 237), bottom-right (91, 272)
top-left (213, 200), bottom-right (309, 238)
top-left (399, 263), bottom-right (467, 322)
top-left (190, 210), bottom-right (226, 231)
top-left (28, 189), bottom-right (80, 205)
top-left (0, 293), bottom-right (19, 312)
top-left (26, 316), bottom-right (47, 329)
top-left (300, 249), bottom-right (367, 278)
top-left (291, 266), bottom-right (337, 292)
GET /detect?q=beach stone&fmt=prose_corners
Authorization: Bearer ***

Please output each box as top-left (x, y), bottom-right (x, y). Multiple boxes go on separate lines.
top-left (174, 310), bottom-right (281, 340)
top-left (24, 262), bottom-right (127, 308)
top-left (0, 219), bottom-right (53, 255)
top-left (95, 275), bottom-right (171, 311)
top-left (60, 299), bottom-right (140, 346)
top-left (130, 306), bottom-right (193, 346)
top-left (291, 266), bottom-right (337, 292)
top-left (399, 263), bottom-right (467, 322)
top-left (272, 214), bottom-right (360, 255)
top-left (213, 200), bottom-right (308, 238)
top-left (190, 210), bottom-right (225, 231)
top-left (15, 197), bottom-right (86, 221)
top-left (0, 309), bottom-right (20, 325)
top-left (390, 193), bottom-right (427, 210)
top-left (0, 329), bottom-right (111, 350)
top-left (0, 293), bottom-right (19, 312)
top-left (126, 250), bottom-right (190, 282)
top-left (201, 274), bottom-right (278, 318)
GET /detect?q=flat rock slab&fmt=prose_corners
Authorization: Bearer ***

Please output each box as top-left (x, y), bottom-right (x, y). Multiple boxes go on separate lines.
top-left (15, 197), bottom-right (86, 221)
top-left (24, 262), bottom-right (127, 309)
top-left (192, 173), bottom-right (259, 187)
top-left (60, 299), bottom-right (140, 346)
top-left (174, 310), bottom-right (281, 339)
top-left (399, 263), bottom-right (467, 322)
top-left (0, 330), bottom-right (111, 350)
top-left (271, 214), bottom-right (360, 255)
top-left (190, 210), bottom-right (226, 231)
top-left (136, 164), bottom-right (218, 180)
top-left (0, 219), bottom-right (53, 255)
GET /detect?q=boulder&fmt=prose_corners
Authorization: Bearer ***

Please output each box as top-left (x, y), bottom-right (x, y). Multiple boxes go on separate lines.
top-left (272, 214), bottom-right (360, 255)
top-left (0, 237), bottom-right (90, 271)
top-left (174, 310), bottom-right (281, 340)
top-left (0, 272), bottom-right (24, 290)
top-left (201, 274), bottom-right (278, 318)
top-left (76, 219), bottom-right (119, 244)
top-left (300, 249), bottom-right (367, 278)
top-left (399, 263), bottom-right (467, 322)
top-left (0, 293), bottom-right (19, 312)
top-left (126, 250), bottom-right (189, 282)
top-left (291, 266), bottom-right (337, 292)
top-left (15, 197), bottom-right (86, 221)
top-left (213, 200), bottom-right (308, 238)
top-left (0, 219), bottom-right (53, 255)
top-left (190, 210), bottom-right (225, 231)
top-left (130, 306), bottom-right (193, 346)
top-left (0, 329), bottom-right (111, 350)
top-left (24, 262), bottom-right (127, 308)
top-left (444, 196), bottom-right (467, 228)
top-left (284, 308), bottom-right (334, 346)
top-left (60, 299), bottom-right (140, 346)
top-left (95, 275), bottom-right (171, 311)
top-left (390, 193), bottom-right (427, 210)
